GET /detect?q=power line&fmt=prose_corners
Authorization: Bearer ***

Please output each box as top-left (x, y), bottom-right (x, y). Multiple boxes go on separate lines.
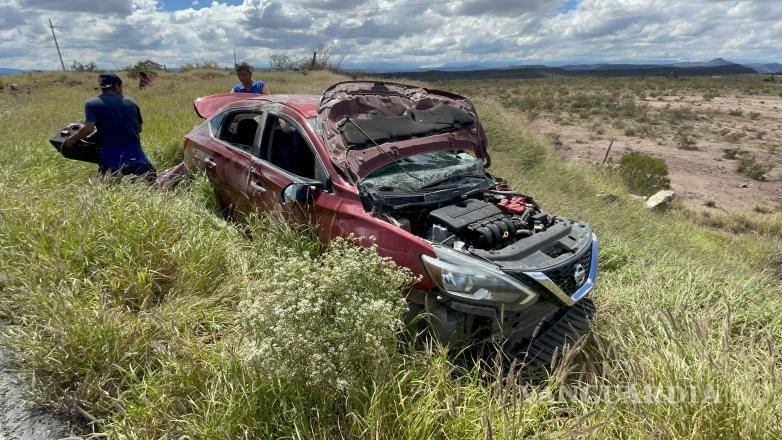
top-left (48, 18), bottom-right (66, 71)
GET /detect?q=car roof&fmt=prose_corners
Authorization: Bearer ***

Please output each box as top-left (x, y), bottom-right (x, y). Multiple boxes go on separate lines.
top-left (226, 94), bottom-right (319, 118)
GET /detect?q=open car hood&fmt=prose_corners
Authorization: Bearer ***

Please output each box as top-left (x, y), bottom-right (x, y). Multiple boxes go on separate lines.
top-left (317, 81), bottom-right (490, 181)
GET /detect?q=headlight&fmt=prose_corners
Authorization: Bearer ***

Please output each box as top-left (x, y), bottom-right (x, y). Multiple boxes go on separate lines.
top-left (421, 246), bottom-right (538, 307)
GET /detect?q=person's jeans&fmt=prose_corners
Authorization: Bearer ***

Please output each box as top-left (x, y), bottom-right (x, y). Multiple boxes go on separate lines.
top-left (99, 162), bottom-right (157, 184)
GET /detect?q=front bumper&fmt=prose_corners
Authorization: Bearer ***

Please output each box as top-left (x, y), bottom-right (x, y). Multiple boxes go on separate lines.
top-left (505, 296), bottom-right (596, 367)
top-left (521, 233), bottom-right (599, 306)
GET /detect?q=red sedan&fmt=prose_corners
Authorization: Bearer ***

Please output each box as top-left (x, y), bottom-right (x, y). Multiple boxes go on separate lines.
top-left (164, 81), bottom-right (598, 365)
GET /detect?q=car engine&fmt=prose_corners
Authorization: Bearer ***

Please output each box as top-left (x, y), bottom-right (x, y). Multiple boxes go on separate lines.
top-left (424, 193), bottom-right (554, 250)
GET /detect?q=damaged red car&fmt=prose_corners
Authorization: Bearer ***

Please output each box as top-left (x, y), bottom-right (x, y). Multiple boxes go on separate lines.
top-left (164, 81), bottom-right (598, 365)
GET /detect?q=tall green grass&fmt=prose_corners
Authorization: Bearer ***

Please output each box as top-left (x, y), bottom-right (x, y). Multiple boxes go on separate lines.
top-left (0, 71), bottom-right (780, 438)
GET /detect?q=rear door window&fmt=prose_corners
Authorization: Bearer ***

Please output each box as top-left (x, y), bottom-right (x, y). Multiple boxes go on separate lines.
top-left (208, 111), bottom-right (226, 136)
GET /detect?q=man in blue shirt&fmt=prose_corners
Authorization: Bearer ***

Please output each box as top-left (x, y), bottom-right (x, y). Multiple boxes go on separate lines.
top-left (63, 73), bottom-right (155, 181)
top-left (231, 62), bottom-right (270, 94)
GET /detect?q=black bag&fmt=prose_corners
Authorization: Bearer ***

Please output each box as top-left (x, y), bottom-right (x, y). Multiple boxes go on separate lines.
top-left (49, 122), bottom-right (101, 164)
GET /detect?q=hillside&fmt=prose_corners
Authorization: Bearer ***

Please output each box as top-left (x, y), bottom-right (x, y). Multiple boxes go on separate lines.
top-left (383, 63), bottom-right (756, 81)
top-left (0, 71), bottom-right (780, 438)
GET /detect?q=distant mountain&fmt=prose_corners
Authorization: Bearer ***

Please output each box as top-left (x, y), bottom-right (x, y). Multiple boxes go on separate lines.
top-left (0, 67), bottom-right (25, 76)
top-left (673, 58), bottom-right (734, 68)
top-left (744, 63), bottom-right (782, 74)
top-left (382, 62), bottom-right (756, 81)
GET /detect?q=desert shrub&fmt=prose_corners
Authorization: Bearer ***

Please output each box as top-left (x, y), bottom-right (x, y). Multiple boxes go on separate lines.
top-left (722, 148), bottom-right (742, 159)
top-left (748, 111), bottom-right (761, 120)
top-left (660, 107), bottom-right (697, 125)
top-left (724, 132), bottom-right (744, 143)
top-left (736, 153), bottom-right (774, 180)
top-left (618, 151), bottom-right (671, 195)
top-left (590, 122), bottom-right (606, 135)
top-left (728, 108), bottom-right (743, 116)
top-left (240, 237), bottom-right (416, 397)
top-left (526, 109), bottom-right (540, 121)
top-left (675, 129), bottom-right (698, 150)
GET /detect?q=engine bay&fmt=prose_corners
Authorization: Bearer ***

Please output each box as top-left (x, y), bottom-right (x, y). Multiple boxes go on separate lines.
top-left (377, 187), bottom-right (558, 253)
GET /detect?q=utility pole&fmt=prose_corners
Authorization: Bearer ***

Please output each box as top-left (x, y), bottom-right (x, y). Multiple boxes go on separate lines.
top-left (233, 50), bottom-right (237, 67)
top-left (48, 18), bottom-right (66, 71)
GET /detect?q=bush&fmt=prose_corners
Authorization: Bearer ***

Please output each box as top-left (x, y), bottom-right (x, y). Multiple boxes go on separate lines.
top-left (71, 61), bottom-right (97, 72)
top-left (724, 132), bottom-right (744, 143)
top-left (125, 59), bottom-right (163, 78)
top-left (240, 237), bottom-right (416, 398)
top-left (618, 151), bottom-right (671, 195)
top-left (736, 153), bottom-right (774, 180)
top-left (675, 129), bottom-right (697, 150)
top-left (722, 148), bottom-right (742, 160)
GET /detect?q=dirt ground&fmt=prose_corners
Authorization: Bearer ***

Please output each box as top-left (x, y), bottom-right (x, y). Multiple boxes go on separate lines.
top-left (529, 94), bottom-right (782, 212)
top-left (0, 341), bottom-right (79, 439)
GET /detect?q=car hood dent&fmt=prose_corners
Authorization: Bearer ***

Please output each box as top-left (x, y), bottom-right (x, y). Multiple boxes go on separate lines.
top-left (317, 81), bottom-right (490, 180)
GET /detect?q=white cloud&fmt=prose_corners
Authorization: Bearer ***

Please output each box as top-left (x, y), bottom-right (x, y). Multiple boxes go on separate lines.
top-left (1, 0), bottom-right (779, 70)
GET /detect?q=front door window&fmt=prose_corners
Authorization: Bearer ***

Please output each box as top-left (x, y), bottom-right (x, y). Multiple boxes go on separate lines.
top-left (259, 114), bottom-right (325, 183)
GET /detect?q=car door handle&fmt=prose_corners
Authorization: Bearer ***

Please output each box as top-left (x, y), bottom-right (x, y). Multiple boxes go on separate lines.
top-left (249, 180), bottom-right (266, 193)
top-left (203, 157), bottom-right (217, 169)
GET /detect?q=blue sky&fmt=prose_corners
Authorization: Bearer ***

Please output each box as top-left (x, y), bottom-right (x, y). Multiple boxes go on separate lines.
top-left (556, 0), bottom-right (578, 13)
top-left (0, 0), bottom-right (780, 70)
top-left (158, 0), bottom-right (244, 11)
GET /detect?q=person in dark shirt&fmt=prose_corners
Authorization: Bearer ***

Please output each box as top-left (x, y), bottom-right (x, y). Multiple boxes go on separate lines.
top-left (231, 62), bottom-right (270, 94)
top-left (64, 73), bottom-right (155, 181)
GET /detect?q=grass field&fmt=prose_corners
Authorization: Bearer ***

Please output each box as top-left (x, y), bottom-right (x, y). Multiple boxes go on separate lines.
top-left (1, 69), bottom-right (781, 438)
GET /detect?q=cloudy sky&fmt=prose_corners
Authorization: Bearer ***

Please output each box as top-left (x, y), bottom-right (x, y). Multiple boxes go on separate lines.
top-left (0, 0), bottom-right (779, 70)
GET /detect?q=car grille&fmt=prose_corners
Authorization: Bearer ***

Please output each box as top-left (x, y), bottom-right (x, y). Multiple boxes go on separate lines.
top-left (541, 247), bottom-right (592, 295)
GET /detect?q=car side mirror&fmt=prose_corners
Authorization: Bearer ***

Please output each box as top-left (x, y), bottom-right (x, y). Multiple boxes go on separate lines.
top-left (282, 182), bottom-right (324, 204)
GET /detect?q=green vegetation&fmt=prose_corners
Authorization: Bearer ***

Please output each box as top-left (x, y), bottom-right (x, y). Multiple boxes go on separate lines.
top-left (675, 129), bottom-right (698, 150)
top-left (125, 59), bottom-right (165, 78)
top-left (722, 147), bottom-right (742, 159)
top-left (617, 150), bottom-right (671, 195)
top-left (736, 152), bottom-right (775, 180)
top-left (0, 71), bottom-right (781, 438)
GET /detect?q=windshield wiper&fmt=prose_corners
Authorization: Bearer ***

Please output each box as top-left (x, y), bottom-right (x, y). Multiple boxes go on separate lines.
top-left (418, 173), bottom-right (485, 190)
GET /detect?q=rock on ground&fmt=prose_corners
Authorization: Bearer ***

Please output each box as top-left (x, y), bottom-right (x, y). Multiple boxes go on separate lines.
top-left (645, 190), bottom-right (676, 210)
top-left (596, 192), bottom-right (618, 203)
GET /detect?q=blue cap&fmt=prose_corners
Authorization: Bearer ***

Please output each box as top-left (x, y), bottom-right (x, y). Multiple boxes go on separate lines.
top-left (98, 73), bottom-right (123, 89)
